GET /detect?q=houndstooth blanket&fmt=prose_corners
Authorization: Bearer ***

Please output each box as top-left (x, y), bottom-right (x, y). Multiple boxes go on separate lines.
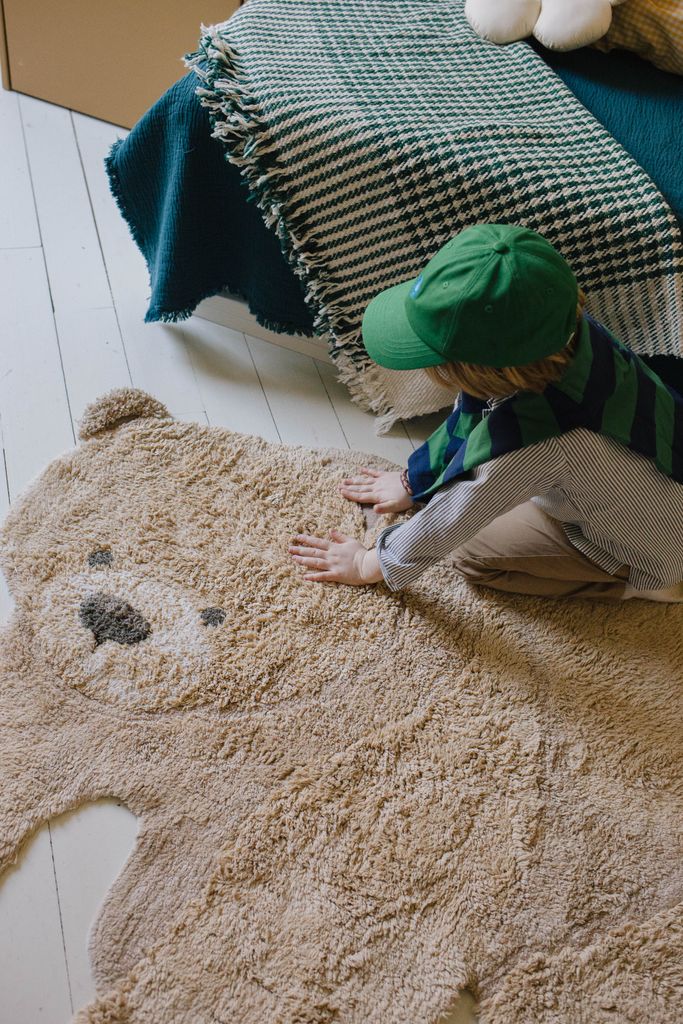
top-left (187, 0), bottom-right (683, 429)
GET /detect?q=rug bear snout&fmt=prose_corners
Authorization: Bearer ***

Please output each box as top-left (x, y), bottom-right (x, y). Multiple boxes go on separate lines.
top-left (30, 570), bottom-right (222, 711)
top-left (78, 592), bottom-right (227, 648)
top-left (79, 591), bottom-right (152, 647)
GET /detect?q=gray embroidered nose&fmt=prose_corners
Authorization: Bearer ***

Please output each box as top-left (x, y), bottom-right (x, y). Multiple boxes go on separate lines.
top-left (79, 592), bottom-right (152, 647)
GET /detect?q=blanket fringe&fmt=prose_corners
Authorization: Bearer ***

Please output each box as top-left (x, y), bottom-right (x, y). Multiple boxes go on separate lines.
top-left (333, 351), bottom-right (404, 434)
top-left (184, 23), bottom-right (397, 428)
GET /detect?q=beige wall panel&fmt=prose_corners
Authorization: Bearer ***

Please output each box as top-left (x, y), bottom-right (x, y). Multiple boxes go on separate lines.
top-left (0, 2), bottom-right (10, 90)
top-left (3, 0), bottom-right (240, 127)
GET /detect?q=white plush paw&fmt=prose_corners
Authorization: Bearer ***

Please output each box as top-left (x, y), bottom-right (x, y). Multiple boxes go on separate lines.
top-left (533, 0), bottom-right (615, 50)
top-left (465, 0), bottom-right (542, 44)
top-left (466, 0), bottom-right (628, 51)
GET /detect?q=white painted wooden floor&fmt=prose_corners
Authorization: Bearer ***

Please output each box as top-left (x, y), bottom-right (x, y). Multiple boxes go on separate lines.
top-left (0, 85), bottom-right (475, 1022)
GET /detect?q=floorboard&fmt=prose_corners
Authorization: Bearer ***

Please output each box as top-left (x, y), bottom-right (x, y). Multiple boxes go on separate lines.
top-left (48, 801), bottom-right (138, 1013)
top-left (0, 248), bottom-right (75, 496)
top-left (246, 332), bottom-right (348, 448)
top-left (18, 97), bottom-right (132, 426)
top-left (316, 360), bottom-right (415, 464)
top-left (19, 97), bottom-right (113, 313)
top-left (0, 826), bottom-right (73, 1023)
top-left (0, 86), bottom-right (40, 248)
top-left (182, 317), bottom-right (279, 441)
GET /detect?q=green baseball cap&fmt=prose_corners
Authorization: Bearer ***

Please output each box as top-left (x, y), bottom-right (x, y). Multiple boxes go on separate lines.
top-left (361, 223), bottom-right (578, 369)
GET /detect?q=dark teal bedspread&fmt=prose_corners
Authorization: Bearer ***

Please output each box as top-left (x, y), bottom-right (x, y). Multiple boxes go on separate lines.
top-left (532, 42), bottom-right (683, 227)
top-left (106, 70), bottom-right (312, 332)
top-left (106, 43), bottom-right (682, 384)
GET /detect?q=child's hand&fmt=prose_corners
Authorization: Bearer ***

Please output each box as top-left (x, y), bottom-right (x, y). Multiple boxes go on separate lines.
top-left (288, 530), bottom-right (384, 586)
top-left (339, 468), bottom-right (413, 514)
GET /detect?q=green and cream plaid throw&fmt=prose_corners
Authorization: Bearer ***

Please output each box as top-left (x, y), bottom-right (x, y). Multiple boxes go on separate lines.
top-left (187, 0), bottom-right (683, 428)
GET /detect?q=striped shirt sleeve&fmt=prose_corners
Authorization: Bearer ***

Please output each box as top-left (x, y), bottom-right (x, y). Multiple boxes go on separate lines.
top-left (376, 436), bottom-right (565, 591)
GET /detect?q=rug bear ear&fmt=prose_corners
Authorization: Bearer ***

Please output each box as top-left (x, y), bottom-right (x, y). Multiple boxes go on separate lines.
top-left (78, 388), bottom-right (171, 440)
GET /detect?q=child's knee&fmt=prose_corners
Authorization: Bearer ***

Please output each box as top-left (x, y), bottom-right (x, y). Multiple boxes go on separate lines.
top-left (452, 554), bottom-right (503, 583)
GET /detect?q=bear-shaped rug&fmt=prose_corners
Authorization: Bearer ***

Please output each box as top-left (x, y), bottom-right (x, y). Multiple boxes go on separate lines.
top-left (0, 388), bottom-right (681, 1024)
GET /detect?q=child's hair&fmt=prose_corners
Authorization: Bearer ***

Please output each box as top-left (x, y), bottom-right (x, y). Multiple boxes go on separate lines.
top-left (425, 288), bottom-right (586, 400)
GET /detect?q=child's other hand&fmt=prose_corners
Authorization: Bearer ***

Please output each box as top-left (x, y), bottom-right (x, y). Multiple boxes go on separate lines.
top-left (288, 530), bottom-right (384, 586)
top-left (339, 468), bottom-right (412, 514)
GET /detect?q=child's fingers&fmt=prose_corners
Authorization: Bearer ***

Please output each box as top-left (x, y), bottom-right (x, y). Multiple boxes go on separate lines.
top-left (339, 483), bottom-right (374, 495)
top-left (339, 487), bottom-right (376, 503)
top-left (372, 502), bottom-right (394, 514)
top-left (291, 554), bottom-right (330, 570)
top-left (341, 468), bottom-right (381, 483)
top-left (329, 529), bottom-right (352, 542)
top-left (341, 476), bottom-right (376, 487)
top-left (291, 533), bottom-right (330, 549)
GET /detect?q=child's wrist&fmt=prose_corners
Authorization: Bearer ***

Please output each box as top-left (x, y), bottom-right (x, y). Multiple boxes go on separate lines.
top-left (400, 468), bottom-right (413, 496)
top-left (360, 548), bottom-right (384, 584)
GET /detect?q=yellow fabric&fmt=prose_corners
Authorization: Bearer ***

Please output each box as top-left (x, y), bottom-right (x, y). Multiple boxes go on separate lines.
top-left (593, 0), bottom-right (683, 75)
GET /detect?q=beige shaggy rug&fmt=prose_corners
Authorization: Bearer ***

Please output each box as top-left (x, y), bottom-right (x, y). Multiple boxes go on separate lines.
top-left (0, 388), bottom-right (681, 1024)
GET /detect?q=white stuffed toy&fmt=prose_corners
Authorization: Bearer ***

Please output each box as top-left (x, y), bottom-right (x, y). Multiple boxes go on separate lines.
top-left (465, 0), bottom-right (630, 51)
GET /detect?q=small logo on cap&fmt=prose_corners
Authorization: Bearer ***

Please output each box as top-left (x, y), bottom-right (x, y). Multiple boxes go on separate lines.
top-left (410, 274), bottom-right (424, 299)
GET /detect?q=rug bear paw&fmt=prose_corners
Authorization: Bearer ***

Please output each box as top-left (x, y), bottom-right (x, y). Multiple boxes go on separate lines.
top-left (0, 389), bottom-right (681, 1023)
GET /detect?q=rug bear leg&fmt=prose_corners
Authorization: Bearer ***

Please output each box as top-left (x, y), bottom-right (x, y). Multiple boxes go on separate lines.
top-left (482, 901), bottom-right (683, 1022)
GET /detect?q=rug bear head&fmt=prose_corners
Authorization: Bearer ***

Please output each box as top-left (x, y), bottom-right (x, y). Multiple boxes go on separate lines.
top-left (0, 388), bottom-right (390, 714)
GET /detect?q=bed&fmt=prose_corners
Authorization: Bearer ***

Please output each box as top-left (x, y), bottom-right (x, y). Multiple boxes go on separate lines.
top-left (106, 2), bottom-right (683, 408)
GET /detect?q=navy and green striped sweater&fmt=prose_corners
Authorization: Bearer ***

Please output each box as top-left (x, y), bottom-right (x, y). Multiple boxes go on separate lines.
top-left (407, 314), bottom-right (683, 503)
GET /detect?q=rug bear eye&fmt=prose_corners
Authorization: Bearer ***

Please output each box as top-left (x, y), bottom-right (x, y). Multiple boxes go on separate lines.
top-left (88, 549), bottom-right (114, 568)
top-left (199, 607), bottom-right (226, 627)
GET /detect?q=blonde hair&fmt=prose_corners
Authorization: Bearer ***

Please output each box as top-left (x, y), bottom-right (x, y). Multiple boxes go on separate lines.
top-left (425, 288), bottom-right (586, 400)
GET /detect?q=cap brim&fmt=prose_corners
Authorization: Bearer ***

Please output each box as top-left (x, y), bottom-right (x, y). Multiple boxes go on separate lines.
top-left (361, 280), bottom-right (446, 370)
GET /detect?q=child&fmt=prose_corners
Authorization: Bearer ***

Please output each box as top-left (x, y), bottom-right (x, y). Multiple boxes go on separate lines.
top-left (288, 224), bottom-right (683, 602)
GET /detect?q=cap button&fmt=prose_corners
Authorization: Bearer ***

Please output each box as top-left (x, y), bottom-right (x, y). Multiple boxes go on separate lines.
top-left (493, 241), bottom-right (510, 254)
